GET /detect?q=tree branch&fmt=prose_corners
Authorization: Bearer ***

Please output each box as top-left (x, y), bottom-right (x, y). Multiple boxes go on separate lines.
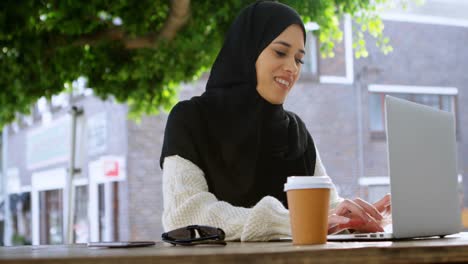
top-left (73, 0), bottom-right (191, 49)
top-left (157, 0), bottom-right (191, 41)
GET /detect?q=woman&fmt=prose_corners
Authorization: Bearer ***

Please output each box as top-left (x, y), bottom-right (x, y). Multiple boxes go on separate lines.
top-left (160, 1), bottom-right (390, 241)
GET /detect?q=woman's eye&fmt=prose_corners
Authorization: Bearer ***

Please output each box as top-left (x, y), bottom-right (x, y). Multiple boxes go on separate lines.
top-left (275, 50), bottom-right (286, 57)
top-left (295, 58), bottom-right (304, 65)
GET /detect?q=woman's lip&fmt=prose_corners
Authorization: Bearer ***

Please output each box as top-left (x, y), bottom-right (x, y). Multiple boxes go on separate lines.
top-left (274, 78), bottom-right (290, 91)
top-left (275, 75), bottom-right (293, 88)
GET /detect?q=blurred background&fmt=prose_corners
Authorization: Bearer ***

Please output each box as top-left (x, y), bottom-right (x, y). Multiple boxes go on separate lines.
top-left (1, 0), bottom-right (467, 245)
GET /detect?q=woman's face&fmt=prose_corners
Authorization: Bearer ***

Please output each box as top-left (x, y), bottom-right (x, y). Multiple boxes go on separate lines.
top-left (255, 24), bottom-right (305, 105)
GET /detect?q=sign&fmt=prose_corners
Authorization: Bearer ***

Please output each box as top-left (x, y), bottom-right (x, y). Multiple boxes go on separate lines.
top-left (88, 156), bottom-right (126, 183)
top-left (27, 116), bottom-right (70, 170)
top-left (87, 112), bottom-right (107, 156)
top-left (104, 160), bottom-right (119, 177)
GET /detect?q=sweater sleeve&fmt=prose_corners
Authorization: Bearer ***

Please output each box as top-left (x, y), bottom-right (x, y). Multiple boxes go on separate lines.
top-left (314, 145), bottom-right (344, 209)
top-left (162, 155), bottom-right (291, 241)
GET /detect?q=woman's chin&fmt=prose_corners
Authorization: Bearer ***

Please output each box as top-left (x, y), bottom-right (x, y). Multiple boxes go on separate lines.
top-left (268, 97), bottom-right (285, 105)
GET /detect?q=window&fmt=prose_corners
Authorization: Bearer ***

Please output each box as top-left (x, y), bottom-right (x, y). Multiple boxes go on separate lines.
top-left (9, 192), bottom-right (32, 245)
top-left (368, 86), bottom-right (458, 138)
top-left (98, 182), bottom-right (119, 241)
top-left (39, 189), bottom-right (63, 245)
top-left (303, 32), bottom-right (318, 74)
top-left (301, 31), bottom-right (319, 79)
top-left (73, 185), bottom-right (89, 243)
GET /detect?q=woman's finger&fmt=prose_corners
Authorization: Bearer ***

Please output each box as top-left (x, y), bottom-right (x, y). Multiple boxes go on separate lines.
top-left (334, 199), bottom-right (372, 223)
top-left (373, 194), bottom-right (391, 213)
top-left (328, 216), bottom-right (375, 234)
top-left (383, 203), bottom-right (392, 216)
top-left (329, 214), bottom-right (351, 226)
top-left (353, 198), bottom-right (383, 221)
top-left (328, 214), bottom-right (352, 235)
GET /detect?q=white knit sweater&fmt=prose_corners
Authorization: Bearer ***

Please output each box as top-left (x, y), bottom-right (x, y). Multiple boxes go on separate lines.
top-left (161, 148), bottom-right (343, 241)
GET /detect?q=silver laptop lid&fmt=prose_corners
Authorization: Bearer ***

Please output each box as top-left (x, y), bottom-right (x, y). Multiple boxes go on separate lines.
top-left (385, 95), bottom-right (461, 238)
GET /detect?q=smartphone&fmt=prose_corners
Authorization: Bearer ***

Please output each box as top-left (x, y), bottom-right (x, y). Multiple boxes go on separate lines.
top-left (87, 241), bottom-right (156, 248)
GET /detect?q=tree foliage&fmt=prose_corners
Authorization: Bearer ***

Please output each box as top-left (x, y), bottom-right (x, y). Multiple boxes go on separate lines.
top-left (0, 0), bottom-right (397, 128)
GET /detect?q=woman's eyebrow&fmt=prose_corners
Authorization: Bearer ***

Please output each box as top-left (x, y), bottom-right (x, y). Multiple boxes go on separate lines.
top-left (272, 41), bottom-right (306, 54)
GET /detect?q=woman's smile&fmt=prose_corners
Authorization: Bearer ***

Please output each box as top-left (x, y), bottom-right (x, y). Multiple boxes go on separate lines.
top-left (274, 76), bottom-right (292, 91)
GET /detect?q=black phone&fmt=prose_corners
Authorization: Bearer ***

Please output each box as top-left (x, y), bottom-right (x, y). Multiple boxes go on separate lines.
top-left (87, 241), bottom-right (156, 248)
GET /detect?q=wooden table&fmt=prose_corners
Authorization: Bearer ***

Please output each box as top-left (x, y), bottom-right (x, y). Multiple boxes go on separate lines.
top-left (2, 233), bottom-right (468, 264)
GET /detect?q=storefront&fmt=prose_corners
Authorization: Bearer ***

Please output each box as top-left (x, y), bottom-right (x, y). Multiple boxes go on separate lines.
top-left (29, 156), bottom-right (125, 245)
top-left (88, 156), bottom-right (126, 242)
top-left (2, 94), bottom-right (130, 246)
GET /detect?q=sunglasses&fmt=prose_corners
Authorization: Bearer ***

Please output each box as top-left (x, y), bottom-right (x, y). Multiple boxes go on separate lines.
top-left (161, 225), bottom-right (226, 246)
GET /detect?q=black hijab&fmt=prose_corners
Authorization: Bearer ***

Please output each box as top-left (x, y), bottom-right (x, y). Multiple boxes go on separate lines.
top-left (160, 1), bottom-right (317, 208)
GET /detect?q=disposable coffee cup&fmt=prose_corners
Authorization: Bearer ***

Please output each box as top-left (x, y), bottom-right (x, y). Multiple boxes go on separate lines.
top-left (284, 176), bottom-right (332, 245)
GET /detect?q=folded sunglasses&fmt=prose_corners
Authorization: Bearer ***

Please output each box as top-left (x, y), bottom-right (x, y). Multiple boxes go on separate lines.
top-left (162, 225), bottom-right (226, 246)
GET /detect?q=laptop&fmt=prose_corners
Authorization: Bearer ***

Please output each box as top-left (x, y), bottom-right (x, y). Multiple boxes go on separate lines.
top-left (328, 95), bottom-right (461, 241)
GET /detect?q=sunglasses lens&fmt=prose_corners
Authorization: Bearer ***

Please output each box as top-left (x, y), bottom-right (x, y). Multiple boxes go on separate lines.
top-left (165, 227), bottom-right (192, 240)
top-left (217, 228), bottom-right (225, 240)
top-left (197, 226), bottom-right (218, 237)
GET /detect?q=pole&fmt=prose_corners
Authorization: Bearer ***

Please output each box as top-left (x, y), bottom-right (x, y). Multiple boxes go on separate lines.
top-left (2, 126), bottom-right (11, 246)
top-left (65, 106), bottom-right (83, 244)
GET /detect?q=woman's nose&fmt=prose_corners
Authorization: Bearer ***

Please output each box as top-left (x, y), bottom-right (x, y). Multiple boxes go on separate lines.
top-left (283, 58), bottom-right (298, 74)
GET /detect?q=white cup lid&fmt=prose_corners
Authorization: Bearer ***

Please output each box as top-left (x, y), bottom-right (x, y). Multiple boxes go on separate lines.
top-left (284, 176), bottom-right (333, 191)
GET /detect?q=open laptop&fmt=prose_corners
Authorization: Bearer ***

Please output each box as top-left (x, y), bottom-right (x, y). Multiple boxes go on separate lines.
top-left (328, 95), bottom-right (461, 241)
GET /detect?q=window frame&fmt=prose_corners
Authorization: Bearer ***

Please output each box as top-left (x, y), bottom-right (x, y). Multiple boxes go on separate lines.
top-left (299, 31), bottom-right (319, 81)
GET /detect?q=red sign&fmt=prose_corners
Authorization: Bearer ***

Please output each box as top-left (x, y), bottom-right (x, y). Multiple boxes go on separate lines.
top-left (103, 160), bottom-right (119, 177)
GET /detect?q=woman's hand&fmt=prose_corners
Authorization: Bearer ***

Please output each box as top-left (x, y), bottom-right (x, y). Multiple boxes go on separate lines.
top-left (328, 194), bottom-right (391, 235)
top-left (374, 193), bottom-right (392, 216)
